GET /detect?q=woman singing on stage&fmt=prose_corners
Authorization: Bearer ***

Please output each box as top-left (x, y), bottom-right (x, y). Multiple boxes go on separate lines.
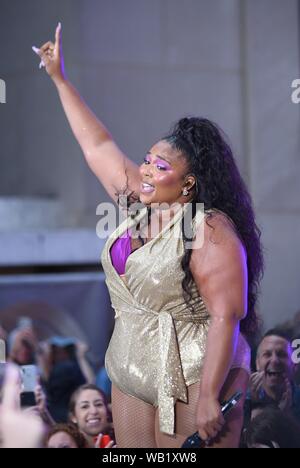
top-left (33, 24), bottom-right (263, 448)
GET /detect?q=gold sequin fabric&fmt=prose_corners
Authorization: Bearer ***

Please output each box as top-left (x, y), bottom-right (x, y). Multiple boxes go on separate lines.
top-left (101, 204), bottom-right (250, 435)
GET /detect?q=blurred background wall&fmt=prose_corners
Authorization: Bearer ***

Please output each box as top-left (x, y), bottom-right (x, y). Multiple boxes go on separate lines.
top-left (0, 0), bottom-right (299, 356)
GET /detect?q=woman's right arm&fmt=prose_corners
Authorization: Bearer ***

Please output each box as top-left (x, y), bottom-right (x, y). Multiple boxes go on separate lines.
top-left (34, 24), bottom-right (141, 204)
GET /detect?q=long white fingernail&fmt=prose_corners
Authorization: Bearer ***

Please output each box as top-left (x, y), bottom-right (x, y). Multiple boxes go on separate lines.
top-left (57, 22), bottom-right (61, 29)
top-left (39, 60), bottom-right (45, 69)
top-left (32, 46), bottom-right (40, 54)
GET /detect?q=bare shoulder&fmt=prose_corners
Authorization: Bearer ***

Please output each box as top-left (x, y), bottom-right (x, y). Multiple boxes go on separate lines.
top-left (190, 210), bottom-right (247, 278)
top-left (190, 210), bottom-right (248, 320)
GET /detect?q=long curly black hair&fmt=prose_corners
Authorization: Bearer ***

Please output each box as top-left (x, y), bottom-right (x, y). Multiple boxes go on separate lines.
top-left (116, 117), bottom-right (264, 339)
top-left (163, 117), bottom-right (264, 338)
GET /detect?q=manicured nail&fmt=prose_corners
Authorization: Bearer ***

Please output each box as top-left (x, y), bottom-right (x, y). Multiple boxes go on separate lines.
top-left (32, 46), bottom-right (40, 54)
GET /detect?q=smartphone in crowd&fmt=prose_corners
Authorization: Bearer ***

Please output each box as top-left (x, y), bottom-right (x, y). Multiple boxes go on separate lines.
top-left (0, 362), bottom-right (6, 390)
top-left (20, 365), bottom-right (38, 407)
top-left (94, 434), bottom-right (113, 449)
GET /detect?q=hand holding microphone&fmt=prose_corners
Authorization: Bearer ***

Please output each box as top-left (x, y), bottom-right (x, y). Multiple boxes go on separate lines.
top-left (182, 391), bottom-right (243, 448)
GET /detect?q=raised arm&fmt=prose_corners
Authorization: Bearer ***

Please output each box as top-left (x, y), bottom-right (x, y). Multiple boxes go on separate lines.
top-left (33, 24), bottom-right (141, 204)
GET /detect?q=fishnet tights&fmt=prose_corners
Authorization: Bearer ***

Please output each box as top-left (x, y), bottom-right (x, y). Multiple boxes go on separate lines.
top-left (111, 368), bottom-right (248, 448)
top-left (111, 382), bottom-right (200, 448)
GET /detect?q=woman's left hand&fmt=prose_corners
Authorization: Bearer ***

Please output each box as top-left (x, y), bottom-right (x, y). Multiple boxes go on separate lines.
top-left (196, 396), bottom-right (225, 442)
top-left (94, 433), bottom-right (117, 449)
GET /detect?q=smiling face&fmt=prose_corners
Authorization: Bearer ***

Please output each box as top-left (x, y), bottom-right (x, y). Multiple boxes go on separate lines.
top-left (256, 336), bottom-right (294, 392)
top-left (71, 389), bottom-right (109, 437)
top-left (139, 140), bottom-right (196, 208)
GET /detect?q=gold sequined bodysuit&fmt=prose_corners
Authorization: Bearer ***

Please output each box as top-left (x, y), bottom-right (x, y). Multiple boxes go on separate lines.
top-left (101, 204), bottom-right (250, 435)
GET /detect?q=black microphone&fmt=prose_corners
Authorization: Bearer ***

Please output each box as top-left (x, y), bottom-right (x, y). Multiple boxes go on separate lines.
top-left (181, 390), bottom-right (243, 449)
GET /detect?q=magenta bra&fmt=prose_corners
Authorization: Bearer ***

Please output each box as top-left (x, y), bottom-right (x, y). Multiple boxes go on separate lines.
top-left (110, 229), bottom-right (132, 275)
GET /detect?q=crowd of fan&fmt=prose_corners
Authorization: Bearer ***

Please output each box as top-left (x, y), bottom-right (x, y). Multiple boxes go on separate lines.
top-left (1, 310), bottom-right (300, 448)
top-left (0, 319), bottom-right (114, 448)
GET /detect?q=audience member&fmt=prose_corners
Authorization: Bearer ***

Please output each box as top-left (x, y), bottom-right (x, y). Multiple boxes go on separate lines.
top-left (69, 384), bottom-right (115, 448)
top-left (45, 423), bottom-right (88, 448)
top-left (245, 329), bottom-right (300, 425)
top-left (245, 407), bottom-right (300, 448)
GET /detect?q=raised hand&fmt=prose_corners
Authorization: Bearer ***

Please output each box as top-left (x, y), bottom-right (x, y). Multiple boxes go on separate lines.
top-left (0, 365), bottom-right (44, 448)
top-left (249, 371), bottom-right (264, 401)
top-left (278, 378), bottom-right (293, 413)
top-left (32, 22), bottom-right (141, 206)
top-left (94, 433), bottom-right (117, 449)
top-left (32, 22), bottom-right (65, 83)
